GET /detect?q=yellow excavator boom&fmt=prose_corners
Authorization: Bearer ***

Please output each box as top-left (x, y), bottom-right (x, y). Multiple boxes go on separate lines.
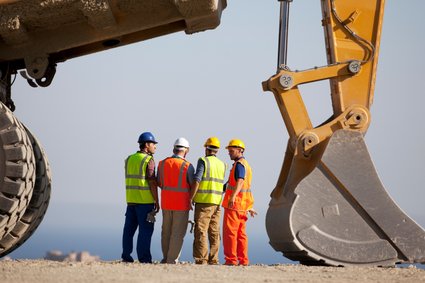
top-left (263, 0), bottom-right (425, 266)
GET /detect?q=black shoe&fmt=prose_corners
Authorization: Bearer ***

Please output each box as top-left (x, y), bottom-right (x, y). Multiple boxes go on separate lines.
top-left (122, 257), bottom-right (134, 263)
top-left (139, 260), bottom-right (152, 264)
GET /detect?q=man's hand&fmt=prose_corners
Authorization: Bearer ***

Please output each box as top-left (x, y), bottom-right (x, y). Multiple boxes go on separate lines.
top-left (154, 202), bottom-right (160, 213)
top-left (228, 195), bottom-right (236, 209)
top-left (248, 209), bottom-right (257, 218)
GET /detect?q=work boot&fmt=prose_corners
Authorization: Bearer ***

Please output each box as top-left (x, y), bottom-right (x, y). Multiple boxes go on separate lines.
top-left (139, 259), bottom-right (152, 264)
top-left (122, 256), bottom-right (134, 263)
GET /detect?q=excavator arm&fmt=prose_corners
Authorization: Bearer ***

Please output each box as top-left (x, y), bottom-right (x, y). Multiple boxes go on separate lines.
top-left (263, 0), bottom-right (425, 266)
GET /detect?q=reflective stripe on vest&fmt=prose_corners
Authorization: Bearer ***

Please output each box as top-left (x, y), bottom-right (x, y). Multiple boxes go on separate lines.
top-left (158, 157), bottom-right (191, 210)
top-left (125, 152), bottom-right (155, 204)
top-left (222, 158), bottom-right (254, 211)
top-left (226, 186), bottom-right (251, 193)
top-left (194, 156), bottom-right (226, 205)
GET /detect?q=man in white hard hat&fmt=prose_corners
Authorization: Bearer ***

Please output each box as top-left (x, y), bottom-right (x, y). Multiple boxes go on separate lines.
top-left (157, 137), bottom-right (195, 264)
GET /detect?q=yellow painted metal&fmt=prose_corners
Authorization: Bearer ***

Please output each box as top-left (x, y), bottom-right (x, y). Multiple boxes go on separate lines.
top-left (264, 0), bottom-right (425, 267)
top-left (322, 0), bottom-right (386, 114)
top-left (263, 0), bottom-right (385, 198)
top-left (263, 0), bottom-right (384, 151)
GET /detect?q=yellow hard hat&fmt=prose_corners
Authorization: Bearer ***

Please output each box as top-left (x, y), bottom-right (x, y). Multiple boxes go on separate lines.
top-left (204, 136), bottom-right (220, 149)
top-left (226, 139), bottom-right (245, 150)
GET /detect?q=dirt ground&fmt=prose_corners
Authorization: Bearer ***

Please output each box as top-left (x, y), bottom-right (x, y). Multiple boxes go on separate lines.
top-left (1, 260), bottom-right (424, 283)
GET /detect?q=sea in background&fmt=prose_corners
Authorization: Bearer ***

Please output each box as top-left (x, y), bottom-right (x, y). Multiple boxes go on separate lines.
top-left (7, 226), bottom-right (294, 265)
top-left (6, 201), bottom-right (425, 269)
top-left (7, 221), bottom-right (425, 269)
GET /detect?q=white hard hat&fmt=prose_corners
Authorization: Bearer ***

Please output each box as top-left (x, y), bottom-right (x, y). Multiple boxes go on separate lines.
top-left (174, 137), bottom-right (190, 148)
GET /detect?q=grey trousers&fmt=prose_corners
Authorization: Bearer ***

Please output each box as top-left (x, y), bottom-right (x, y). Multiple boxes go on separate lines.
top-left (161, 210), bottom-right (189, 263)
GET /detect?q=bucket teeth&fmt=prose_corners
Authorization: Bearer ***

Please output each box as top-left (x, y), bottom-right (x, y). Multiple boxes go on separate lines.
top-left (267, 129), bottom-right (425, 266)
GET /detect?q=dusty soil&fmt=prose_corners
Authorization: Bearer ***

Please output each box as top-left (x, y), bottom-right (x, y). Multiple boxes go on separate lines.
top-left (1, 260), bottom-right (424, 283)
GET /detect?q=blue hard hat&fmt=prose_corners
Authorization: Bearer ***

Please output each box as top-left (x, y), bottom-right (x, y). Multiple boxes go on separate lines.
top-left (138, 132), bottom-right (158, 144)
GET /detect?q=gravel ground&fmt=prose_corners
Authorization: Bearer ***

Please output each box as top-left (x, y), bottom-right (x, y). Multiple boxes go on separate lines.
top-left (1, 260), bottom-right (424, 283)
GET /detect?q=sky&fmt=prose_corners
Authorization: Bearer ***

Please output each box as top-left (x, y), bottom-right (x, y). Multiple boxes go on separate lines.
top-left (5, 1), bottom-right (425, 264)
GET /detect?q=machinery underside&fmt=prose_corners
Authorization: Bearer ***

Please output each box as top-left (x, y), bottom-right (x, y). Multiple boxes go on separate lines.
top-left (0, 0), bottom-right (226, 257)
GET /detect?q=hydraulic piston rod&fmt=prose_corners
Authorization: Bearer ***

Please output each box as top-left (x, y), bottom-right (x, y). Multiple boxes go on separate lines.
top-left (277, 0), bottom-right (292, 70)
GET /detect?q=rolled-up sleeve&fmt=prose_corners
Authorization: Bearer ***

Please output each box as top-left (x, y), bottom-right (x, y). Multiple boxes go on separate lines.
top-left (187, 164), bottom-right (195, 185)
top-left (146, 158), bottom-right (156, 180)
top-left (194, 159), bottom-right (205, 183)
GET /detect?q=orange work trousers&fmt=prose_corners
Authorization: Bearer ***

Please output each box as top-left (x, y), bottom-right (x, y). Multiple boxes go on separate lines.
top-left (222, 208), bottom-right (249, 265)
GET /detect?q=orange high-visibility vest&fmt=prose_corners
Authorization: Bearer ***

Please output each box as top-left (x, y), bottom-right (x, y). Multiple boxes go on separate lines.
top-left (158, 156), bottom-right (191, 211)
top-left (222, 158), bottom-right (253, 211)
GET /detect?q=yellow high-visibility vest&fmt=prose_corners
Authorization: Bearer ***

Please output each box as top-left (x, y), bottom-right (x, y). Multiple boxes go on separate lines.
top-left (194, 155), bottom-right (226, 205)
top-left (125, 152), bottom-right (155, 204)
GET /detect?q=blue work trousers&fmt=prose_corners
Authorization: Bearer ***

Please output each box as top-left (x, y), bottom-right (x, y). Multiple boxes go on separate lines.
top-left (122, 203), bottom-right (155, 263)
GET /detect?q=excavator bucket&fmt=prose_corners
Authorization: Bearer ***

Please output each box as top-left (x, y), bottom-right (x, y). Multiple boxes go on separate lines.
top-left (266, 130), bottom-right (425, 266)
top-left (263, 0), bottom-right (425, 266)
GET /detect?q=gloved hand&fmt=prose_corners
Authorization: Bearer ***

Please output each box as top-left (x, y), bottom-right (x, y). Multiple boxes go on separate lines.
top-left (146, 210), bottom-right (156, 223)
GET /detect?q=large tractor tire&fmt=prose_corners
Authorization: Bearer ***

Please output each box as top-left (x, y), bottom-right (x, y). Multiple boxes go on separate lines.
top-left (0, 126), bottom-right (51, 257)
top-left (0, 102), bottom-right (35, 245)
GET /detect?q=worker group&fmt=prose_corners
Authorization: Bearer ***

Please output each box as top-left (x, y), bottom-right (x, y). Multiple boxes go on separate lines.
top-left (122, 132), bottom-right (257, 266)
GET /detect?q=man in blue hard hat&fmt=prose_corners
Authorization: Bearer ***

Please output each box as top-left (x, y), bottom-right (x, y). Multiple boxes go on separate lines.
top-left (121, 132), bottom-right (160, 263)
